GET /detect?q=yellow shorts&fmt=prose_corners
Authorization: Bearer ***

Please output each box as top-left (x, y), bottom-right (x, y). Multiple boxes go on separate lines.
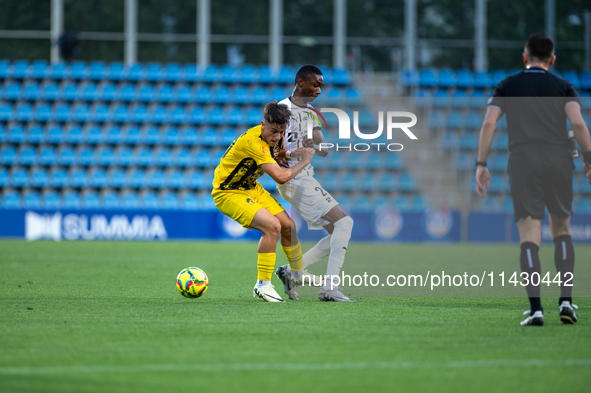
top-left (212, 183), bottom-right (285, 229)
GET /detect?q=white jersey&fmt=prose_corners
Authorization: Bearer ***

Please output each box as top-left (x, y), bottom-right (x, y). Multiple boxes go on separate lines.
top-left (278, 97), bottom-right (323, 176)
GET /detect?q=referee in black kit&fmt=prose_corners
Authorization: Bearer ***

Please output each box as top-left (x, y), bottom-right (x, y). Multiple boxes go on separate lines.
top-left (475, 33), bottom-right (591, 326)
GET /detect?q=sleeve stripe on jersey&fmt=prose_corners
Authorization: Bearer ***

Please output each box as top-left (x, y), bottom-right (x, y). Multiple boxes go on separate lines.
top-left (307, 107), bottom-right (328, 130)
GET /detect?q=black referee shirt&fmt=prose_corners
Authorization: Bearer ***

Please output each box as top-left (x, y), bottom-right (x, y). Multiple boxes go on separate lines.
top-left (487, 66), bottom-right (581, 151)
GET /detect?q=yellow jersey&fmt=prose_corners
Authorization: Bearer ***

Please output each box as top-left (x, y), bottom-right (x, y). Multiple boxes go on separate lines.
top-left (212, 125), bottom-right (282, 191)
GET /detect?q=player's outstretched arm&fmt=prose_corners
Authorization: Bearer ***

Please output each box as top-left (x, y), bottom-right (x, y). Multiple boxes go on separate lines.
top-left (565, 102), bottom-right (591, 182)
top-left (262, 148), bottom-right (315, 184)
top-left (475, 106), bottom-right (502, 197)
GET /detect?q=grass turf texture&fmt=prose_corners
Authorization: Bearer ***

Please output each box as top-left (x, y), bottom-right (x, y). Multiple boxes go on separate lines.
top-left (0, 240), bottom-right (590, 393)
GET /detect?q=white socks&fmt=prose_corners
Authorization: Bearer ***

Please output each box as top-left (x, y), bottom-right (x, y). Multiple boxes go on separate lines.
top-left (302, 235), bottom-right (332, 269)
top-left (324, 216), bottom-right (353, 290)
top-left (256, 280), bottom-right (271, 287)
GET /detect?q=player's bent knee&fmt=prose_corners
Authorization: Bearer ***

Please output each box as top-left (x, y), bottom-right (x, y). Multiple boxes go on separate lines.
top-left (334, 215), bottom-right (354, 233)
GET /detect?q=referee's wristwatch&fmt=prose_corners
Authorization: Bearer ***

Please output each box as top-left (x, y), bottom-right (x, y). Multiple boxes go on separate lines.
top-left (475, 161), bottom-right (487, 168)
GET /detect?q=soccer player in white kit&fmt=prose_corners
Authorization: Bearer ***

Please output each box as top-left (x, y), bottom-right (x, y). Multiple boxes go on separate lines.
top-left (274, 65), bottom-right (355, 302)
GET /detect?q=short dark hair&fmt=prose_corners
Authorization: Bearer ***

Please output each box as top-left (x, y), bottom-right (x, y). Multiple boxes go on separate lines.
top-left (295, 65), bottom-right (323, 85)
top-left (525, 33), bottom-right (554, 62)
top-left (263, 101), bottom-right (291, 125)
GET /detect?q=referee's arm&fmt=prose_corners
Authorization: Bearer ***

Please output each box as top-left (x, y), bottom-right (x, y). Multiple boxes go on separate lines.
top-left (475, 106), bottom-right (503, 197)
top-left (565, 102), bottom-right (591, 183)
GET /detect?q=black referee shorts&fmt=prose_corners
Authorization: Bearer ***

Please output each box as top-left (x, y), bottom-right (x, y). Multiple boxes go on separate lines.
top-left (507, 144), bottom-right (574, 222)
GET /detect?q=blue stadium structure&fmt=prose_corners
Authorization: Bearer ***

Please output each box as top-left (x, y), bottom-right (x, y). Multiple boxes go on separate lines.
top-left (406, 68), bottom-right (591, 214)
top-left (0, 60), bottom-right (425, 211)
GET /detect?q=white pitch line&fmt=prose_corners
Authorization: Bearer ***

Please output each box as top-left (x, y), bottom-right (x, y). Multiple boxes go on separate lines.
top-left (1, 359), bottom-right (590, 375)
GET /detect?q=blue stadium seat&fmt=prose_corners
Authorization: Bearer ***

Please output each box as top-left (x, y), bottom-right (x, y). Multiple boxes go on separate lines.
top-left (138, 84), bottom-right (154, 102)
top-left (25, 125), bottom-right (43, 143)
top-left (72, 102), bottom-right (90, 122)
top-left (164, 63), bottom-right (181, 82)
top-left (11, 60), bottom-right (29, 79)
top-left (60, 81), bottom-right (78, 101)
top-left (352, 195), bottom-right (372, 211)
top-left (11, 167), bottom-right (29, 187)
top-left (174, 148), bottom-right (193, 167)
top-left (39, 146), bottom-right (56, 165)
top-left (127, 64), bottom-right (144, 81)
top-left (141, 191), bottom-right (160, 209)
top-left (140, 125), bottom-right (160, 145)
top-left (15, 103), bottom-right (32, 121)
top-left (0, 103), bottom-right (13, 121)
top-left (69, 61), bottom-right (88, 79)
top-left (456, 69), bottom-right (474, 88)
top-left (23, 81), bottom-right (40, 100)
top-left (399, 173), bottom-right (417, 192)
top-left (1, 145), bottom-right (17, 164)
top-left (238, 65), bottom-right (257, 83)
top-left (451, 90), bottom-right (468, 107)
top-left (401, 69), bottom-right (418, 87)
top-left (68, 167), bottom-right (88, 188)
top-left (128, 168), bottom-right (146, 188)
top-left (96, 146), bottom-right (114, 166)
top-left (562, 71), bottom-right (580, 89)
top-left (97, 82), bottom-right (117, 101)
top-left (102, 191), bottom-right (120, 209)
top-left (220, 65), bottom-right (238, 83)
top-left (459, 132), bottom-right (478, 150)
top-left (576, 198), bottom-right (591, 213)
top-left (49, 167), bottom-right (68, 187)
top-left (454, 153), bottom-right (473, 171)
top-left (162, 126), bottom-right (179, 145)
top-left (393, 196), bottom-right (409, 211)
top-left (89, 61), bottom-right (105, 80)
top-left (0, 167), bottom-right (8, 187)
top-left (413, 89), bottom-right (431, 107)
top-left (581, 72), bottom-right (591, 90)
top-left (107, 168), bottom-right (126, 188)
top-left (173, 84), bottom-right (192, 102)
top-left (468, 90), bottom-right (487, 108)
top-left (155, 147), bottom-right (172, 166)
top-left (278, 66), bottom-right (292, 84)
top-left (119, 83), bottom-right (135, 101)
top-left (441, 131), bottom-right (460, 150)
top-left (76, 146), bottom-right (95, 166)
top-left (3, 81), bottom-right (21, 100)
top-left (112, 104), bottom-right (130, 123)
top-left (502, 196), bottom-right (513, 213)
top-left (31, 167), bottom-right (48, 187)
top-left (162, 191), bottom-right (180, 209)
top-left (65, 124), bottom-right (83, 144)
top-left (18, 145), bottom-right (36, 165)
top-left (80, 82), bottom-right (98, 101)
top-left (384, 154), bottom-right (403, 170)
top-left (84, 124), bottom-right (103, 144)
top-left (148, 169), bottom-right (166, 188)
top-left (81, 190), bottom-right (101, 209)
top-left (63, 190), bottom-right (81, 209)
top-left (42, 190), bottom-right (61, 209)
top-left (0, 60), bottom-right (9, 79)
top-left (180, 192), bottom-right (199, 209)
top-left (258, 65), bottom-right (274, 84)
top-left (56, 144), bottom-right (75, 165)
top-left (146, 63), bottom-right (163, 81)
top-left (181, 127), bottom-right (198, 145)
top-left (488, 176), bottom-right (505, 193)
top-left (131, 104), bottom-right (148, 123)
top-left (2, 190), bottom-right (21, 208)
top-left (419, 69), bottom-right (437, 87)
top-left (166, 168), bottom-right (185, 189)
top-left (411, 196), bottom-right (428, 211)
top-left (491, 69), bottom-right (507, 85)
top-left (135, 146), bottom-right (153, 166)
top-left (432, 90), bottom-right (450, 107)
top-left (54, 102), bottom-right (71, 122)
top-left (438, 69), bottom-right (455, 88)
top-left (169, 105), bottom-right (187, 124)
top-left (580, 177), bottom-right (591, 194)
top-left (104, 125), bottom-right (122, 144)
top-left (30, 60), bottom-right (47, 79)
top-left (490, 153), bottom-right (508, 171)
top-left (40, 81), bottom-right (59, 100)
top-left (465, 111), bottom-right (482, 129)
top-left (122, 191), bottom-right (140, 209)
top-left (48, 62), bottom-right (66, 79)
top-left (186, 170), bottom-right (205, 189)
top-left (157, 84), bottom-right (173, 102)
top-left (107, 62), bottom-right (124, 80)
top-left (446, 110), bottom-right (464, 129)
top-left (7, 124), bottom-right (25, 143)
top-left (183, 64), bottom-right (201, 82)
top-left (149, 105), bottom-right (167, 123)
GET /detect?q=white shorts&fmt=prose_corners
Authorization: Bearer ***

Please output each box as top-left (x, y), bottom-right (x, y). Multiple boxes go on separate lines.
top-left (277, 175), bottom-right (339, 230)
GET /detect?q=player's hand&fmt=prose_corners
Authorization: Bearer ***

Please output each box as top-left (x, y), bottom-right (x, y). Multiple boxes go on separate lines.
top-left (290, 148), bottom-right (303, 158)
top-left (302, 136), bottom-right (314, 148)
top-left (301, 147), bottom-right (315, 163)
top-left (275, 157), bottom-right (289, 168)
top-left (475, 166), bottom-right (491, 198)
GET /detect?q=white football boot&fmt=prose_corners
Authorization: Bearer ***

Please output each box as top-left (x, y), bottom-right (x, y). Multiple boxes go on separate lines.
top-left (253, 283), bottom-right (285, 302)
top-left (318, 288), bottom-right (356, 302)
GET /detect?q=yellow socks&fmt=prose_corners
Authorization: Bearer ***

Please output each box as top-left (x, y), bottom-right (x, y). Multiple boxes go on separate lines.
top-left (281, 242), bottom-right (303, 273)
top-left (257, 253), bottom-right (276, 282)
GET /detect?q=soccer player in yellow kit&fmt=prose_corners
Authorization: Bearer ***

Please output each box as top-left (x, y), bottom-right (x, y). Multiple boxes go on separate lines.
top-left (212, 101), bottom-right (315, 302)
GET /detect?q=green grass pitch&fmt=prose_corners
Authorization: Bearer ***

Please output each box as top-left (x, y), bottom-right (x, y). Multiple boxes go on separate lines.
top-left (1, 240), bottom-right (590, 392)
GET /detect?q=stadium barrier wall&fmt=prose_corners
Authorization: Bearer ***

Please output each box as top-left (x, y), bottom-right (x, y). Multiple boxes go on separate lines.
top-left (2, 209), bottom-right (589, 242)
top-left (0, 208), bottom-right (461, 242)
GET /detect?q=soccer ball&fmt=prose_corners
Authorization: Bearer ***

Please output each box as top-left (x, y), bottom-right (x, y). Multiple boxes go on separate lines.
top-left (176, 267), bottom-right (209, 298)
